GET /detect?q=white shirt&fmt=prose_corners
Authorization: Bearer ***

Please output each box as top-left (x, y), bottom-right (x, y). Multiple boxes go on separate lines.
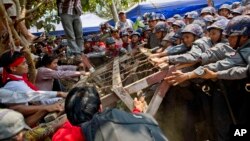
top-left (3, 75), bottom-right (34, 92)
top-left (115, 19), bottom-right (134, 31)
top-left (3, 75), bottom-right (61, 105)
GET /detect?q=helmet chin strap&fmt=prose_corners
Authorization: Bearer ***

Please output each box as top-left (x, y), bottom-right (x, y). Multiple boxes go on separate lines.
top-left (235, 35), bottom-right (242, 49)
top-left (214, 31), bottom-right (223, 45)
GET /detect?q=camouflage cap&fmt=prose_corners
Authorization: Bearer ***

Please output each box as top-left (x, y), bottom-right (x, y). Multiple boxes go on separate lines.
top-left (231, 7), bottom-right (244, 15)
top-left (130, 31), bottom-right (141, 37)
top-left (187, 11), bottom-right (199, 19)
top-left (201, 7), bottom-right (213, 15)
top-left (219, 4), bottom-right (231, 11)
top-left (153, 21), bottom-right (169, 33)
top-left (105, 37), bottom-right (116, 45)
top-left (167, 17), bottom-right (176, 23)
top-left (172, 20), bottom-right (186, 28)
top-left (0, 109), bottom-right (30, 140)
top-left (181, 24), bottom-right (203, 37)
top-left (224, 15), bottom-right (250, 36)
top-left (231, 2), bottom-right (241, 9)
top-left (203, 15), bottom-right (215, 23)
top-left (207, 19), bottom-right (229, 31)
top-left (163, 32), bottom-right (175, 42)
top-left (173, 14), bottom-right (182, 20)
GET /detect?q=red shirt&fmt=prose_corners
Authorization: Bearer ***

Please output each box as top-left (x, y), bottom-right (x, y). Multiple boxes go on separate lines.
top-left (52, 121), bottom-right (85, 141)
top-left (52, 108), bottom-right (141, 141)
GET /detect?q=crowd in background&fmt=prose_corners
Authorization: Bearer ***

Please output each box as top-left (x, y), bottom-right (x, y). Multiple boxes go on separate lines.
top-left (1, 0), bottom-right (250, 141)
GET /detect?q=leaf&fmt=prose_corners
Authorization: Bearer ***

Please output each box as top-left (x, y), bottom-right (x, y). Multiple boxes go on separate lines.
top-left (36, 20), bottom-right (45, 29)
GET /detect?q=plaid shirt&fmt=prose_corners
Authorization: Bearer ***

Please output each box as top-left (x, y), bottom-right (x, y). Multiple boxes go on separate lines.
top-left (57, 0), bottom-right (83, 16)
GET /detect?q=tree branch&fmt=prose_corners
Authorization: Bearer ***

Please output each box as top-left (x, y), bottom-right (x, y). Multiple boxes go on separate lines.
top-left (13, 0), bottom-right (21, 18)
top-left (15, 14), bottom-right (32, 24)
top-left (26, 1), bottom-right (44, 14)
top-left (0, 1), bottom-right (16, 51)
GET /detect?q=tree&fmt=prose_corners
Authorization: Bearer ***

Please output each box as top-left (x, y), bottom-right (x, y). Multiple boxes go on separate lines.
top-left (0, 0), bottom-right (144, 82)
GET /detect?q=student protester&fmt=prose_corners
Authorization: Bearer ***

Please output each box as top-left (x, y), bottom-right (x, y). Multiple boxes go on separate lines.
top-left (120, 31), bottom-right (132, 53)
top-left (35, 53), bottom-right (90, 91)
top-left (56, 0), bottom-right (84, 56)
top-left (0, 50), bottom-right (64, 126)
top-left (130, 31), bottom-right (142, 49)
top-left (83, 36), bottom-right (93, 54)
top-left (0, 88), bottom-right (67, 104)
top-left (52, 86), bottom-right (150, 141)
top-left (141, 25), bottom-right (151, 43)
top-left (0, 109), bottom-right (67, 141)
top-left (91, 36), bottom-right (106, 52)
top-left (110, 28), bottom-right (123, 49)
top-left (105, 37), bottom-right (128, 58)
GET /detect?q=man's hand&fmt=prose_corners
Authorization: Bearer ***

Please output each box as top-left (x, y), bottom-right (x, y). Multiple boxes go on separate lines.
top-left (201, 68), bottom-right (217, 79)
top-left (165, 70), bottom-right (189, 86)
top-left (148, 53), bottom-right (161, 59)
top-left (57, 92), bottom-right (67, 98)
top-left (80, 71), bottom-right (91, 76)
top-left (150, 56), bottom-right (168, 64)
top-left (45, 102), bottom-right (64, 113)
top-left (134, 97), bottom-right (147, 112)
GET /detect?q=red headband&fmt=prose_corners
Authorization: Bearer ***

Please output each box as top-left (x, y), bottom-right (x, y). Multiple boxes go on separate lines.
top-left (9, 57), bottom-right (25, 67)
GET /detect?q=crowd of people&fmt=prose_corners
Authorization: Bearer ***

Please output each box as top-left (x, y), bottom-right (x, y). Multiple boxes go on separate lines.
top-left (1, 0), bottom-right (250, 141)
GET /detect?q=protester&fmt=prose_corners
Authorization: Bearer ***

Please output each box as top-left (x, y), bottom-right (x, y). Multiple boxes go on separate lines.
top-left (56, 0), bottom-right (84, 55)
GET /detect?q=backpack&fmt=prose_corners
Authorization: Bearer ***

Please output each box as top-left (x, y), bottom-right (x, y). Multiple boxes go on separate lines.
top-left (81, 108), bottom-right (168, 141)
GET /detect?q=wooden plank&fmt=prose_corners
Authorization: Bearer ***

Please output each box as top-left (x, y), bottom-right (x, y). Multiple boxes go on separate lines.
top-left (112, 57), bottom-right (122, 87)
top-left (112, 57), bottom-right (134, 111)
top-left (119, 54), bottom-right (131, 62)
top-left (82, 54), bottom-right (95, 72)
top-left (112, 87), bottom-right (134, 111)
top-left (146, 66), bottom-right (176, 116)
top-left (100, 66), bottom-right (173, 109)
top-left (124, 68), bottom-right (169, 94)
top-left (101, 93), bottom-right (119, 108)
top-left (146, 81), bottom-right (170, 116)
top-left (100, 63), bottom-right (192, 112)
top-left (90, 63), bottom-right (112, 77)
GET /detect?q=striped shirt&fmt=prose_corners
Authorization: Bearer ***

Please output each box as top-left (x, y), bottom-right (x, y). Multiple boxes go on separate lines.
top-left (57, 0), bottom-right (83, 16)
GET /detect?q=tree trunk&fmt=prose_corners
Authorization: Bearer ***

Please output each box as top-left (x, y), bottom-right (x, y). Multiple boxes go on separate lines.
top-left (110, 0), bottom-right (119, 23)
top-left (0, 0), bottom-right (36, 83)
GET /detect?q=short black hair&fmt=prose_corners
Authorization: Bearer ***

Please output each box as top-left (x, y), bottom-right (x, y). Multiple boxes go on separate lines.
top-left (65, 86), bottom-right (101, 126)
top-left (0, 50), bottom-right (24, 73)
top-left (36, 53), bottom-right (58, 68)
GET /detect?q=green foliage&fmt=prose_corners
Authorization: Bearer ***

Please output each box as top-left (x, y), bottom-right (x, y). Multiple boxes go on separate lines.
top-left (25, 0), bottom-right (144, 31)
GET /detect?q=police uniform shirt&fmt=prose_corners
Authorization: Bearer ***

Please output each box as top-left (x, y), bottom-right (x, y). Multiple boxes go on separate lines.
top-left (194, 39), bottom-right (250, 76)
top-left (201, 43), bottom-right (235, 65)
top-left (216, 66), bottom-right (248, 80)
top-left (168, 37), bottom-right (212, 64)
top-left (164, 44), bottom-right (189, 56)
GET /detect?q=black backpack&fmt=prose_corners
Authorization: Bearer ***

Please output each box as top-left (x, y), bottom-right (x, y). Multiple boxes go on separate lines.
top-left (81, 108), bottom-right (168, 141)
